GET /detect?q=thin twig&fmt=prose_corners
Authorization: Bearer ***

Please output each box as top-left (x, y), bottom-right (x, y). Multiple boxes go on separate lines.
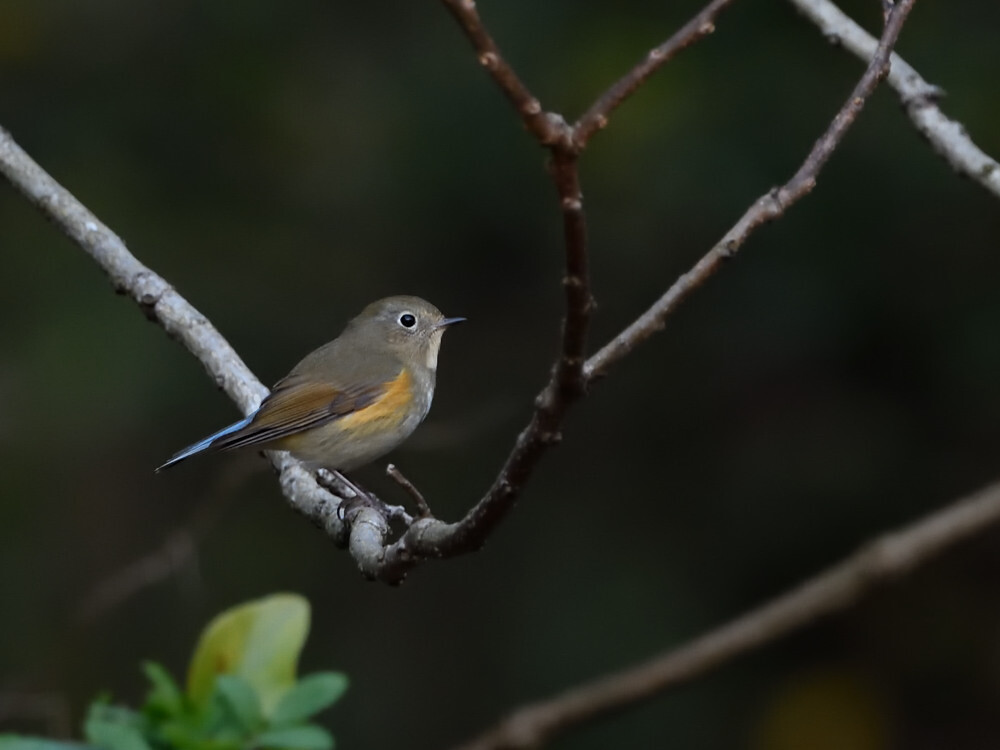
top-left (789, 0), bottom-right (1000, 199)
top-left (584, 0), bottom-right (916, 380)
top-left (75, 460), bottom-right (257, 624)
top-left (453, 475), bottom-right (1000, 750)
top-left (573, 0), bottom-right (739, 149)
top-left (387, 464), bottom-right (433, 518)
top-left (77, 531), bottom-right (195, 622)
top-left (438, 0), bottom-right (569, 146)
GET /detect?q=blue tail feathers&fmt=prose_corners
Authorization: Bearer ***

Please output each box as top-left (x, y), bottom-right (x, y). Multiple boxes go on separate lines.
top-left (155, 414), bottom-right (255, 472)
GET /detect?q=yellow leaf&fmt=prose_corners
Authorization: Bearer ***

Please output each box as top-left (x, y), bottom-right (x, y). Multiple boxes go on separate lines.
top-left (186, 593), bottom-right (310, 716)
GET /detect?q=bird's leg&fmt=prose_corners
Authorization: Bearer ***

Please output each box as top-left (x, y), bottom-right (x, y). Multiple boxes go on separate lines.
top-left (332, 469), bottom-right (369, 500)
top-left (319, 469), bottom-right (414, 526)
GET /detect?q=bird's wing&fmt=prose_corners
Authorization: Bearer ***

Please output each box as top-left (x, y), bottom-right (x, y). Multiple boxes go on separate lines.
top-left (209, 376), bottom-right (390, 451)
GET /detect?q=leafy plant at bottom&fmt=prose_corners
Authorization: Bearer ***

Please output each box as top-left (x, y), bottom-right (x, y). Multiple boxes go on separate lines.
top-left (0, 594), bottom-right (348, 750)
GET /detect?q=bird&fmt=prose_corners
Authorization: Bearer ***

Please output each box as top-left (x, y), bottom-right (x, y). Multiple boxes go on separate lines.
top-left (157, 295), bottom-right (464, 474)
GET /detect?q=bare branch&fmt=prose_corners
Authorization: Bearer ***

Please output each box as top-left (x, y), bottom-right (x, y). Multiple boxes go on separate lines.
top-left (790, 0), bottom-right (1000, 199)
top-left (453, 476), bottom-right (1000, 750)
top-left (584, 0), bottom-right (915, 380)
top-left (573, 0), bottom-right (739, 149)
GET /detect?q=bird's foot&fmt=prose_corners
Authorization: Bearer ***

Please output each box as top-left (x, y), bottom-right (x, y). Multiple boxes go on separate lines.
top-left (319, 469), bottom-right (414, 526)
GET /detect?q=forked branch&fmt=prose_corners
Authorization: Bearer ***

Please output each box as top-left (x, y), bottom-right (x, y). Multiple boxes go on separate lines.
top-left (573, 0), bottom-right (738, 148)
top-left (789, 0), bottom-right (1000, 199)
top-left (584, 0), bottom-right (915, 379)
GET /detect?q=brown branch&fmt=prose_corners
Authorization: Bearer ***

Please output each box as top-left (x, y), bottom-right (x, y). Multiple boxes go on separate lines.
top-left (584, 0), bottom-right (916, 380)
top-left (387, 463), bottom-right (433, 518)
top-left (438, 0), bottom-right (570, 146)
top-left (573, 0), bottom-right (739, 149)
top-left (454, 475), bottom-right (1000, 750)
top-left (789, 0), bottom-right (1000, 200)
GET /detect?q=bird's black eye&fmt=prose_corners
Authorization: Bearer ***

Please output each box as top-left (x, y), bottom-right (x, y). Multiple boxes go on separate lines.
top-left (399, 313), bottom-right (417, 328)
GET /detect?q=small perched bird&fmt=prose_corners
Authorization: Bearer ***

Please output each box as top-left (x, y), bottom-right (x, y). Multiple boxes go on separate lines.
top-left (157, 295), bottom-right (464, 473)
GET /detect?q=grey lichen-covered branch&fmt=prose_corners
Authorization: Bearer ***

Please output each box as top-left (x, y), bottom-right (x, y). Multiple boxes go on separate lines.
top-left (0, 128), bottom-right (348, 550)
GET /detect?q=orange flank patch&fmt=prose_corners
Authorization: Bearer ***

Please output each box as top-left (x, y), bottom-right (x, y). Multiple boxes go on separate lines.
top-left (335, 368), bottom-right (414, 435)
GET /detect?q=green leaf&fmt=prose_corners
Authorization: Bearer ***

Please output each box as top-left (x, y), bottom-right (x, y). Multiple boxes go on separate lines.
top-left (142, 662), bottom-right (185, 718)
top-left (0, 736), bottom-right (92, 750)
top-left (187, 594), bottom-right (310, 715)
top-left (82, 702), bottom-right (151, 750)
top-left (254, 726), bottom-right (333, 750)
top-left (215, 675), bottom-right (262, 731)
top-left (155, 714), bottom-right (239, 750)
top-left (82, 718), bottom-right (152, 750)
top-left (269, 674), bottom-right (348, 726)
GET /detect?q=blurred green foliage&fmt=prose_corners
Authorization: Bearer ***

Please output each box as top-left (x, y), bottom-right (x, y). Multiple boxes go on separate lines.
top-left (1, 0), bottom-right (999, 748)
top-left (0, 595), bottom-right (346, 750)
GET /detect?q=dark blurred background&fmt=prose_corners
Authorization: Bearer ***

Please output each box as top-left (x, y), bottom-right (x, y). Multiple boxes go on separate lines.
top-left (2, 0), bottom-right (999, 748)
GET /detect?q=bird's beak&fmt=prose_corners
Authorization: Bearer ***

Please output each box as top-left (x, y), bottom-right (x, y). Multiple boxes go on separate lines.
top-left (436, 316), bottom-right (466, 329)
